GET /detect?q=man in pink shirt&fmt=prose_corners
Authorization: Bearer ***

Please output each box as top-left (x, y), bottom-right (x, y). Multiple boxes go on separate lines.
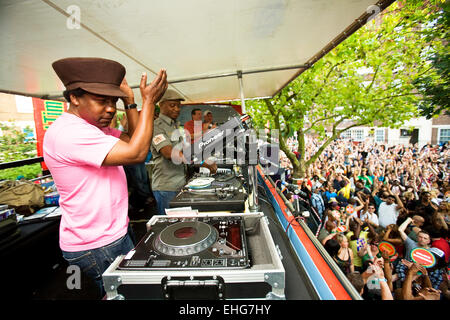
top-left (44, 57), bottom-right (167, 296)
top-left (183, 108), bottom-right (203, 142)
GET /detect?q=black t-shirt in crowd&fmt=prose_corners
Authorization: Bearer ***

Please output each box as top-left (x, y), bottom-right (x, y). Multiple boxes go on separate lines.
top-left (408, 200), bottom-right (437, 226)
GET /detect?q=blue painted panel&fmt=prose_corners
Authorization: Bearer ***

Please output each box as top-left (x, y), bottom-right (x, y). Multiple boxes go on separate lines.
top-left (258, 174), bottom-right (336, 300)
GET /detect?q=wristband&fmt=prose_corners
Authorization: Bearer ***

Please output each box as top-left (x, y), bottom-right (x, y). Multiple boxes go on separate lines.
top-left (124, 103), bottom-right (137, 110)
top-left (378, 278), bottom-right (387, 282)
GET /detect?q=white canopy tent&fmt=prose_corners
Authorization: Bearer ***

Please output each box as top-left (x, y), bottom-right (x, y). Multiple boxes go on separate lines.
top-left (0, 0), bottom-right (394, 108)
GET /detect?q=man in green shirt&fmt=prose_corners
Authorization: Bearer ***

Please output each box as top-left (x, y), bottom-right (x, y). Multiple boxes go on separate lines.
top-left (357, 167), bottom-right (374, 189)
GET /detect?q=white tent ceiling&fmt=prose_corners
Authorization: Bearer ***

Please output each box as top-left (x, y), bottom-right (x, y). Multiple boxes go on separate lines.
top-left (0, 0), bottom-right (393, 106)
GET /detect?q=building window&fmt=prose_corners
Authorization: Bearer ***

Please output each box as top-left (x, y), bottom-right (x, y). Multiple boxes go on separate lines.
top-left (341, 130), bottom-right (352, 139)
top-left (400, 129), bottom-right (412, 137)
top-left (375, 129), bottom-right (385, 142)
top-left (352, 129), bottom-right (364, 141)
top-left (341, 129), bottom-right (365, 141)
top-left (439, 128), bottom-right (450, 144)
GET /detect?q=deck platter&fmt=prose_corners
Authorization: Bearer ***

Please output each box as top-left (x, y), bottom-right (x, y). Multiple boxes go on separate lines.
top-left (154, 221), bottom-right (218, 256)
top-left (186, 177), bottom-right (215, 189)
top-left (118, 216), bottom-right (250, 270)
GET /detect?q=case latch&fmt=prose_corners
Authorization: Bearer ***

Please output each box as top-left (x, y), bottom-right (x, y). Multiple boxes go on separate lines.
top-left (162, 275), bottom-right (225, 300)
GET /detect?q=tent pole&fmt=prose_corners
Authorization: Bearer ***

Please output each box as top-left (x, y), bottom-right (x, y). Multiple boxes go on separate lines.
top-left (237, 70), bottom-right (246, 114)
top-left (248, 154), bottom-right (260, 213)
top-left (237, 70), bottom-right (259, 212)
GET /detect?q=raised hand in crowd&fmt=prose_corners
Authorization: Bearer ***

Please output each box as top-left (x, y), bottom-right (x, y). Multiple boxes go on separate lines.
top-left (400, 262), bottom-right (440, 300)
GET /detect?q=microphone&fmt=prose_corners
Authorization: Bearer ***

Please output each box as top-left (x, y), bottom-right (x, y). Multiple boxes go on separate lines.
top-left (281, 181), bottom-right (308, 198)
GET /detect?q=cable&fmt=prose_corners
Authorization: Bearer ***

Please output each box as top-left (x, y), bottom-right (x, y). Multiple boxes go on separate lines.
top-left (225, 240), bottom-right (241, 252)
top-left (257, 185), bottom-right (270, 200)
top-left (259, 197), bottom-right (273, 207)
top-left (284, 216), bottom-right (305, 233)
top-left (264, 215), bottom-right (293, 235)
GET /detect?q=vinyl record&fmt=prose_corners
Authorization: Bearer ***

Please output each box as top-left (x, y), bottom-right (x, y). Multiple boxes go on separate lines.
top-left (187, 177), bottom-right (215, 189)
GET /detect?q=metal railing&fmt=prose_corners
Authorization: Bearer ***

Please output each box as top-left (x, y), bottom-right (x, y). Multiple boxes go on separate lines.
top-left (0, 157), bottom-right (50, 179)
top-left (265, 175), bottom-right (362, 300)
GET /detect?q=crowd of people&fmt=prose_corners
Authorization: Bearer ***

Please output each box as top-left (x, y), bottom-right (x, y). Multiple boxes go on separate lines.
top-left (282, 137), bottom-right (449, 300)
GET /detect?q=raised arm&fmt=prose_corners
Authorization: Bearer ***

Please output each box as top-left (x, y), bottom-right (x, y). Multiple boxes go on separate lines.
top-left (374, 263), bottom-right (394, 300)
top-left (380, 251), bottom-right (394, 292)
top-left (104, 70), bottom-right (168, 166)
top-left (398, 217), bottom-right (412, 241)
top-left (388, 183), bottom-right (404, 210)
top-left (354, 197), bottom-right (365, 212)
top-left (400, 263), bottom-right (420, 300)
top-left (118, 77), bottom-right (139, 142)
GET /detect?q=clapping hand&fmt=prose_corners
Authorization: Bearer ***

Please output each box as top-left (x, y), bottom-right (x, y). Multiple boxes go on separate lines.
top-left (418, 287), bottom-right (441, 300)
top-left (140, 69), bottom-right (168, 105)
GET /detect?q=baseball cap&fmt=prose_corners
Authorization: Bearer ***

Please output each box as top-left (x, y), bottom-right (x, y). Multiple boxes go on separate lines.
top-left (159, 89), bottom-right (185, 103)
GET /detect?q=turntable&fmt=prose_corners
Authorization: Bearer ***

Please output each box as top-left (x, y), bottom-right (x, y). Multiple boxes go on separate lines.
top-left (102, 212), bottom-right (286, 300)
top-left (169, 172), bottom-right (247, 212)
top-left (118, 216), bottom-right (250, 270)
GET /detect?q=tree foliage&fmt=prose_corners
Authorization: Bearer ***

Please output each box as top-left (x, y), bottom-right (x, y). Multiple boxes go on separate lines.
top-left (413, 0), bottom-right (449, 118)
top-left (0, 121), bottom-right (41, 180)
top-left (246, 1), bottom-right (447, 178)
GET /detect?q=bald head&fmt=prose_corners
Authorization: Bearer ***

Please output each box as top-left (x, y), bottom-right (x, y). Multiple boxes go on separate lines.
top-left (412, 215), bottom-right (425, 227)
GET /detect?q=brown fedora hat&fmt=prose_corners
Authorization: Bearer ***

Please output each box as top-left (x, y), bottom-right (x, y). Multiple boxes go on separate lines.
top-left (52, 57), bottom-right (127, 97)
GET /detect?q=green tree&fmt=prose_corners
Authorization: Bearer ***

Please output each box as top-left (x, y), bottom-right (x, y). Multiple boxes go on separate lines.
top-left (413, 1), bottom-right (449, 118)
top-left (0, 121), bottom-right (41, 180)
top-left (246, 1), bottom-right (445, 178)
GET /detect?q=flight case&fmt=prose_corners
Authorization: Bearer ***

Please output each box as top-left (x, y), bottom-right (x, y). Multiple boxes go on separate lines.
top-left (102, 212), bottom-right (285, 300)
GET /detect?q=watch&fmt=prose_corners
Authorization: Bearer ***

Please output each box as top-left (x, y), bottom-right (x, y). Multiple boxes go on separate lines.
top-left (124, 103), bottom-right (137, 110)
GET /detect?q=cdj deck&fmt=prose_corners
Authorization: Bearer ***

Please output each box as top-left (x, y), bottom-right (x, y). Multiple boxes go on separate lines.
top-left (169, 171), bottom-right (247, 212)
top-left (118, 215), bottom-right (250, 270)
top-left (102, 212), bottom-right (285, 300)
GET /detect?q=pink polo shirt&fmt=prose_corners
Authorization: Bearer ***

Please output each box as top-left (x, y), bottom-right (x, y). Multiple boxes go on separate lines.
top-left (43, 112), bottom-right (129, 252)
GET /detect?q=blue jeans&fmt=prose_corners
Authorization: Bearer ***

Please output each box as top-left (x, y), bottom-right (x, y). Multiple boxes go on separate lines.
top-left (153, 190), bottom-right (178, 215)
top-left (61, 228), bottom-right (135, 297)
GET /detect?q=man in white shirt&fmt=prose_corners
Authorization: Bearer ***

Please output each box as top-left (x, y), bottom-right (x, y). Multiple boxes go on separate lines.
top-left (360, 202), bottom-right (379, 228)
top-left (378, 194), bottom-right (404, 228)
